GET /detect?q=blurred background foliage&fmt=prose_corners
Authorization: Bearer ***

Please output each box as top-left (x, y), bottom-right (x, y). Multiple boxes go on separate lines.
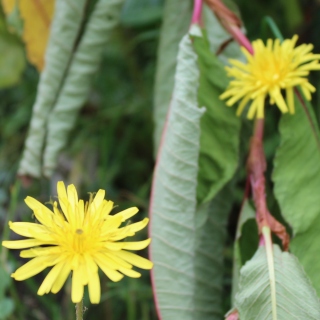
top-left (1, 0), bottom-right (320, 319)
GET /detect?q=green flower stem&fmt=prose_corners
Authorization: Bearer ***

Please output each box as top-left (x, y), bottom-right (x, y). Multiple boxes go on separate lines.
top-left (76, 300), bottom-right (83, 320)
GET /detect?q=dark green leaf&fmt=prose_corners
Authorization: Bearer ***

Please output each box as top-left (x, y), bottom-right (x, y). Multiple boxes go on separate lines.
top-left (193, 31), bottom-right (240, 204)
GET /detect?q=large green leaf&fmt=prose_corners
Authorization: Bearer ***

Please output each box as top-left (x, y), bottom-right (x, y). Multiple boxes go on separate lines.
top-left (150, 24), bottom-right (232, 319)
top-left (153, 0), bottom-right (192, 154)
top-left (235, 245), bottom-right (320, 319)
top-left (18, 0), bottom-right (87, 177)
top-left (149, 27), bottom-right (204, 320)
top-left (193, 31), bottom-right (240, 204)
top-left (43, 0), bottom-right (124, 177)
top-left (273, 94), bottom-right (320, 233)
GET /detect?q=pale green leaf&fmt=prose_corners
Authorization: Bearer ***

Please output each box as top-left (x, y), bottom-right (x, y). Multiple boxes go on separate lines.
top-left (273, 94), bottom-right (320, 234)
top-left (151, 24), bottom-right (232, 319)
top-left (153, 0), bottom-right (192, 154)
top-left (18, 0), bottom-right (87, 177)
top-left (42, 0), bottom-right (124, 177)
top-left (150, 28), bottom-right (204, 320)
top-left (235, 245), bottom-right (320, 320)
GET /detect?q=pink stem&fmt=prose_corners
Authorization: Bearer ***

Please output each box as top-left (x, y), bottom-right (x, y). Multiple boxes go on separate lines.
top-left (229, 25), bottom-right (254, 55)
top-left (191, 0), bottom-right (203, 24)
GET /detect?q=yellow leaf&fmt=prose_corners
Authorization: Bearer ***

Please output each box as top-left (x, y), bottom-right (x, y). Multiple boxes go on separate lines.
top-left (2, 0), bottom-right (55, 71)
top-left (1, 0), bottom-right (15, 14)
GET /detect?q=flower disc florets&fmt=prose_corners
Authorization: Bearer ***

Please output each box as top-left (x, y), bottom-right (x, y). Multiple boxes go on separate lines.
top-left (220, 35), bottom-right (320, 119)
top-left (2, 181), bottom-right (153, 304)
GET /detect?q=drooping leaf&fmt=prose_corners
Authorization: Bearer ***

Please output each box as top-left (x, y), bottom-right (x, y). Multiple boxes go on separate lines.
top-left (231, 200), bottom-right (256, 303)
top-left (273, 94), bottom-right (320, 234)
top-left (42, 0), bottom-right (124, 177)
top-left (153, 0), bottom-right (192, 154)
top-left (149, 26), bottom-right (205, 320)
top-left (192, 30), bottom-right (240, 204)
top-left (235, 244), bottom-right (320, 319)
top-left (18, 0), bottom-right (87, 177)
top-left (2, 0), bottom-right (55, 70)
top-left (0, 18), bottom-right (25, 88)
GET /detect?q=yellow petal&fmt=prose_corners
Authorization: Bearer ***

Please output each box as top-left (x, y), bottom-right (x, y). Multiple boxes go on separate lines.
top-left (38, 261), bottom-right (65, 295)
top-left (286, 87), bottom-right (295, 114)
top-left (9, 221), bottom-right (48, 238)
top-left (114, 207), bottom-right (139, 221)
top-left (119, 267), bottom-right (141, 278)
top-left (108, 218), bottom-right (149, 241)
top-left (20, 246), bottom-right (62, 258)
top-left (51, 261), bottom-right (71, 293)
top-left (24, 196), bottom-right (54, 226)
top-left (71, 269), bottom-right (84, 303)
top-left (113, 251), bottom-right (153, 270)
top-left (12, 256), bottom-right (51, 280)
top-left (122, 238), bottom-right (151, 250)
top-left (94, 254), bottom-right (125, 282)
top-left (89, 189), bottom-right (105, 213)
top-left (2, 239), bottom-right (44, 249)
top-left (88, 272), bottom-right (101, 304)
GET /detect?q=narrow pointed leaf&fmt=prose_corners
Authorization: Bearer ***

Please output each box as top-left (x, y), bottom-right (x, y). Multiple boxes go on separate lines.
top-left (235, 245), bottom-right (320, 319)
top-left (153, 0), bottom-right (192, 154)
top-left (18, 0), bottom-right (87, 177)
top-left (43, 0), bottom-right (124, 177)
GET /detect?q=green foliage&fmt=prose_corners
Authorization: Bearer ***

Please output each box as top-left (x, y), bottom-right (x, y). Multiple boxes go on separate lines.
top-left (0, 266), bottom-right (14, 320)
top-left (2, 0), bottom-right (320, 319)
top-left (193, 31), bottom-right (240, 204)
top-left (273, 93), bottom-right (320, 234)
top-left (235, 245), bottom-right (320, 319)
top-left (0, 16), bottom-right (25, 89)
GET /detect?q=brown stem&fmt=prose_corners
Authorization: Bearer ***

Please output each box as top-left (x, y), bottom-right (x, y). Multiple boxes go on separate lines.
top-left (247, 119), bottom-right (290, 250)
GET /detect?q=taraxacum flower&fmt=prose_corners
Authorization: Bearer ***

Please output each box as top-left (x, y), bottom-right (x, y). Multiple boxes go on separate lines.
top-left (2, 181), bottom-right (153, 304)
top-left (220, 35), bottom-right (320, 119)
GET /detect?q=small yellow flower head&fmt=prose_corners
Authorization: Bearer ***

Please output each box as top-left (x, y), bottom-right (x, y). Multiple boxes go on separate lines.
top-left (2, 181), bottom-right (153, 304)
top-left (220, 35), bottom-right (320, 119)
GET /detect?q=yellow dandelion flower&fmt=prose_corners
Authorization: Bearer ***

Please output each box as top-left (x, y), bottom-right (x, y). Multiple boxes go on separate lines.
top-left (220, 35), bottom-right (320, 119)
top-left (2, 181), bottom-right (153, 304)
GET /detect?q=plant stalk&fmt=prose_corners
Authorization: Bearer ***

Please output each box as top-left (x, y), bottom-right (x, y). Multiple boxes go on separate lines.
top-left (76, 300), bottom-right (83, 320)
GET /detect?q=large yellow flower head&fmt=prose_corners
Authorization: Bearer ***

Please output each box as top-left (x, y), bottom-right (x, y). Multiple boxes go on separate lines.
top-left (220, 35), bottom-right (320, 119)
top-left (2, 181), bottom-right (153, 304)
